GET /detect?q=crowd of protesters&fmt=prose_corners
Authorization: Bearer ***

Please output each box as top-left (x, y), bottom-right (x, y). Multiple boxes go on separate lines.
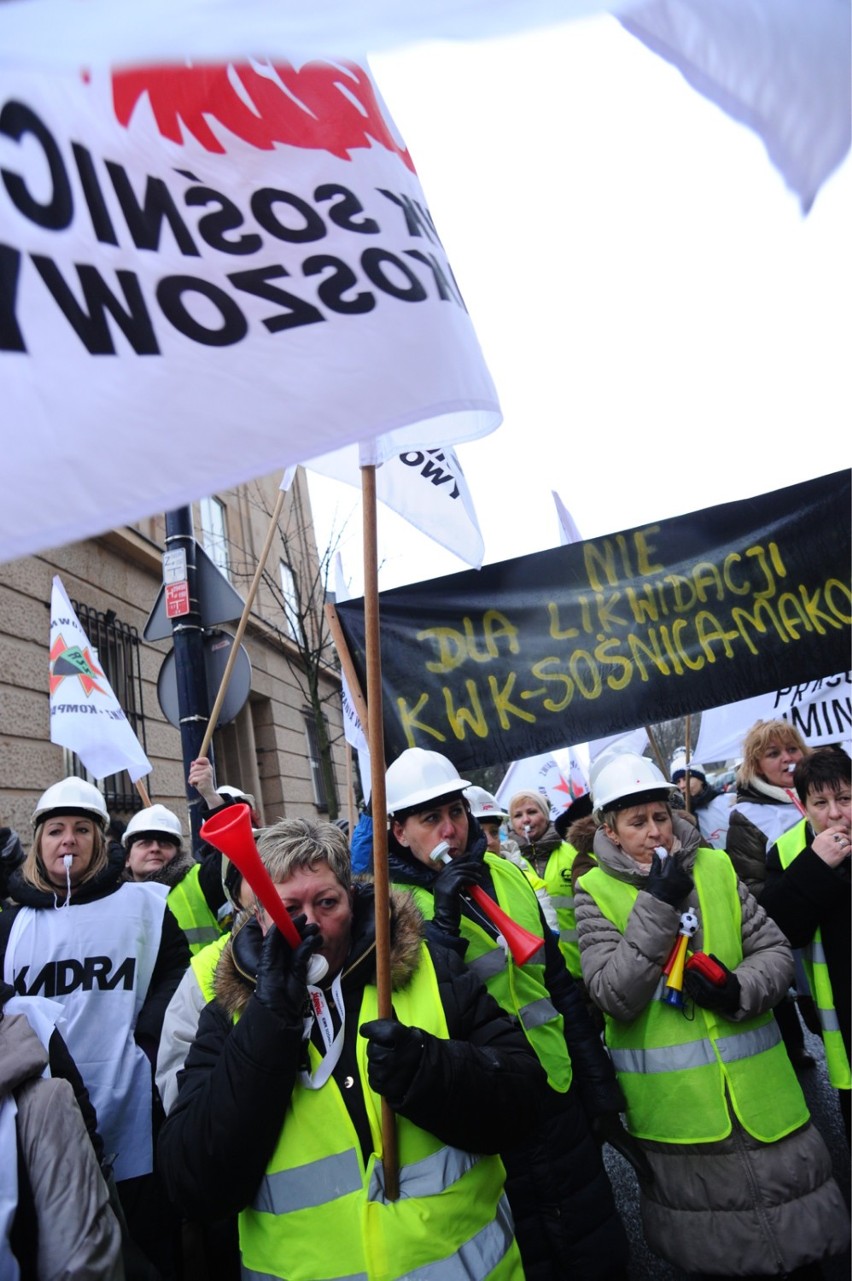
top-left (1, 723), bottom-right (849, 1280)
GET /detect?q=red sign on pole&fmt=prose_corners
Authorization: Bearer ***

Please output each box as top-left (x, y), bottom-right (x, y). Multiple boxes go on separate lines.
top-left (165, 581), bottom-right (190, 619)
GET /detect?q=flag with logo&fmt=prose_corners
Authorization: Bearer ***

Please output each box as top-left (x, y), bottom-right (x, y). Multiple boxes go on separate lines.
top-left (494, 751), bottom-right (577, 821)
top-left (1, 53), bottom-right (500, 565)
top-left (49, 576), bottom-right (152, 782)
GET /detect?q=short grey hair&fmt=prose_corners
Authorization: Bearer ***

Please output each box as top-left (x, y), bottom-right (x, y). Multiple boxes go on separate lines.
top-left (255, 817), bottom-right (351, 893)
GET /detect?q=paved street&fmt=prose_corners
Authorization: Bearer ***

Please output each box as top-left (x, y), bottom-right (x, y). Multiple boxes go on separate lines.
top-left (602, 1027), bottom-right (851, 1279)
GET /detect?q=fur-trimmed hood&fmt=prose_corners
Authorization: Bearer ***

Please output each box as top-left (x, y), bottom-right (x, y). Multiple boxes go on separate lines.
top-left (213, 881), bottom-right (425, 1021)
top-left (565, 814), bottom-right (598, 857)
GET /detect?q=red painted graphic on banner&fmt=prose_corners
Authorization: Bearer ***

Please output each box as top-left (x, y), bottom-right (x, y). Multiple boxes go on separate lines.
top-left (111, 60), bottom-right (415, 170)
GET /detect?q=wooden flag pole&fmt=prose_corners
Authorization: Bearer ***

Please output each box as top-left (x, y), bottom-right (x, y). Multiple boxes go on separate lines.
top-left (644, 725), bottom-right (670, 780)
top-left (135, 778), bottom-right (152, 807)
top-left (345, 742), bottom-right (356, 839)
top-left (360, 462), bottom-right (399, 1200)
top-left (325, 602), bottom-right (370, 729)
top-left (198, 486), bottom-right (287, 762)
top-left (683, 714), bottom-right (692, 814)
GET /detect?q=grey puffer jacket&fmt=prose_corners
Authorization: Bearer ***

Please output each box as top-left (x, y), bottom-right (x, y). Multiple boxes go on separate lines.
top-left (574, 816), bottom-right (850, 1277)
top-left (576, 815), bottom-right (792, 1023)
top-left (1, 1010), bottom-right (124, 1280)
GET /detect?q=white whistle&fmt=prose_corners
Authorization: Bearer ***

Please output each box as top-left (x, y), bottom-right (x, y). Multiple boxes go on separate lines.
top-left (307, 954), bottom-right (329, 984)
top-left (429, 840), bottom-right (452, 866)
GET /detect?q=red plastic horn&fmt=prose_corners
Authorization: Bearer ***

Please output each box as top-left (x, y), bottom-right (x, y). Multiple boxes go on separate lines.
top-left (200, 803), bottom-right (302, 949)
top-left (431, 845), bottom-right (543, 966)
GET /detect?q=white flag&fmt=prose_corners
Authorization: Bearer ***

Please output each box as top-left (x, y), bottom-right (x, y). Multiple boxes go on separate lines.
top-left (552, 491), bottom-right (583, 546)
top-left (1, 53), bottom-right (500, 565)
top-left (298, 444), bottom-right (485, 569)
top-left (49, 576), bottom-right (152, 782)
top-left (495, 751), bottom-right (576, 820)
top-left (330, 551), bottom-right (370, 752)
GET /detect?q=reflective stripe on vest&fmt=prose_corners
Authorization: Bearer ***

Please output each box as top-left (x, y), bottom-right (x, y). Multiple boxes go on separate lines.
top-left (580, 847), bottom-right (810, 1143)
top-left (469, 949), bottom-right (508, 982)
top-left (402, 861), bottom-right (572, 1093)
top-left (167, 863), bottom-right (223, 956)
top-left (775, 820), bottom-right (851, 1089)
top-left (611, 1020), bottom-right (782, 1074)
top-left (238, 945), bottom-right (522, 1281)
top-left (243, 1204), bottom-right (517, 1281)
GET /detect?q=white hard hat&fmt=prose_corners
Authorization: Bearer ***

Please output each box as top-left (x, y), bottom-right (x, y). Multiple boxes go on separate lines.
top-left (33, 777), bottom-right (109, 829)
top-left (591, 754), bottom-right (673, 817)
top-left (122, 804), bottom-right (183, 849)
top-left (386, 748), bottom-right (470, 818)
top-left (670, 751), bottom-right (706, 782)
top-left (217, 784), bottom-right (257, 810)
top-left (464, 785), bottom-right (507, 821)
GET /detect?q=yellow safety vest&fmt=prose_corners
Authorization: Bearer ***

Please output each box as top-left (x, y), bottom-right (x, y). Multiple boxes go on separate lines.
top-left (190, 931), bottom-right (230, 1002)
top-left (238, 945), bottom-right (522, 1281)
top-left (403, 855), bottom-right (571, 1093)
top-left (578, 847), bottom-right (809, 1144)
top-left (775, 818), bottom-right (851, 1090)
top-left (535, 841), bottom-right (589, 978)
top-left (167, 863), bottom-right (223, 955)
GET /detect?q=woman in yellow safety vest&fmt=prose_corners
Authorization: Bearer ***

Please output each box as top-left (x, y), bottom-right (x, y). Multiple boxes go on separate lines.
top-left (761, 747), bottom-right (851, 1142)
top-left (387, 749), bottom-right (632, 1281)
top-left (575, 752), bottom-right (850, 1280)
top-left (508, 789), bottom-right (586, 978)
top-left (123, 803), bottom-right (225, 955)
top-left (157, 816), bottom-right (550, 1281)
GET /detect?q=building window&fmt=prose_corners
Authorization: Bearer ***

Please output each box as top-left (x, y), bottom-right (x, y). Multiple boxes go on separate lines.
top-left (279, 560), bottom-right (301, 642)
top-left (200, 496), bottom-right (230, 578)
top-left (303, 711), bottom-right (334, 812)
top-left (68, 602), bottom-right (148, 815)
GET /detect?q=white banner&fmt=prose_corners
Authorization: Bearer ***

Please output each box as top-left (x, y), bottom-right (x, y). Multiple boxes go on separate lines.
top-left (49, 576), bottom-right (152, 782)
top-left (695, 672), bottom-right (852, 764)
top-left (0, 55), bottom-right (500, 563)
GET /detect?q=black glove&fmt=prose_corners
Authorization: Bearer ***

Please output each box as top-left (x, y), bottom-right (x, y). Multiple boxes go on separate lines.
top-left (254, 915), bottom-right (323, 1024)
top-left (591, 1112), bottom-right (654, 1187)
top-left (360, 1018), bottom-right (426, 1103)
top-left (683, 953), bottom-right (741, 1015)
top-left (431, 857), bottom-right (487, 936)
top-left (644, 852), bottom-right (693, 908)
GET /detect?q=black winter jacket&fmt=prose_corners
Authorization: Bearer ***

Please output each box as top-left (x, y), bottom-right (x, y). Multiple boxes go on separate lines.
top-left (762, 831), bottom-right (851, 1065)
top-left (387, 822), bottom-right (624, 1122)
top-left (386, 823), bottom-right (631, 1281)
top-left (158, 883), bottom-right (550, 1223)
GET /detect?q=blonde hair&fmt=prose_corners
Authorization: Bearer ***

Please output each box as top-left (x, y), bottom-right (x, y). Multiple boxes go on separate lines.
top-left (23, 821), bottom-right (108, 895)
top-left (507, 790), bottom-right (551, 832)
top-left (255, 817), bottom-right (351, 893)
top-left (738, 719), bottom-right (809, 787)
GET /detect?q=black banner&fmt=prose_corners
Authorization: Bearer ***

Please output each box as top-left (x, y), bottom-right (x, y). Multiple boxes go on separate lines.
top-left (336, 471), bottom-right (852, 772)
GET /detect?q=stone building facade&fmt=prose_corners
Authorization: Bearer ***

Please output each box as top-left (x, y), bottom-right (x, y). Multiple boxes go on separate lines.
top-left (0, 469), bottom-right (350, 846)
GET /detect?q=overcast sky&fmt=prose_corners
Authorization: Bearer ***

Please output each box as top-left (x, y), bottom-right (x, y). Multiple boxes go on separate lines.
top-left (307, 13), bottom-right (850, 598)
